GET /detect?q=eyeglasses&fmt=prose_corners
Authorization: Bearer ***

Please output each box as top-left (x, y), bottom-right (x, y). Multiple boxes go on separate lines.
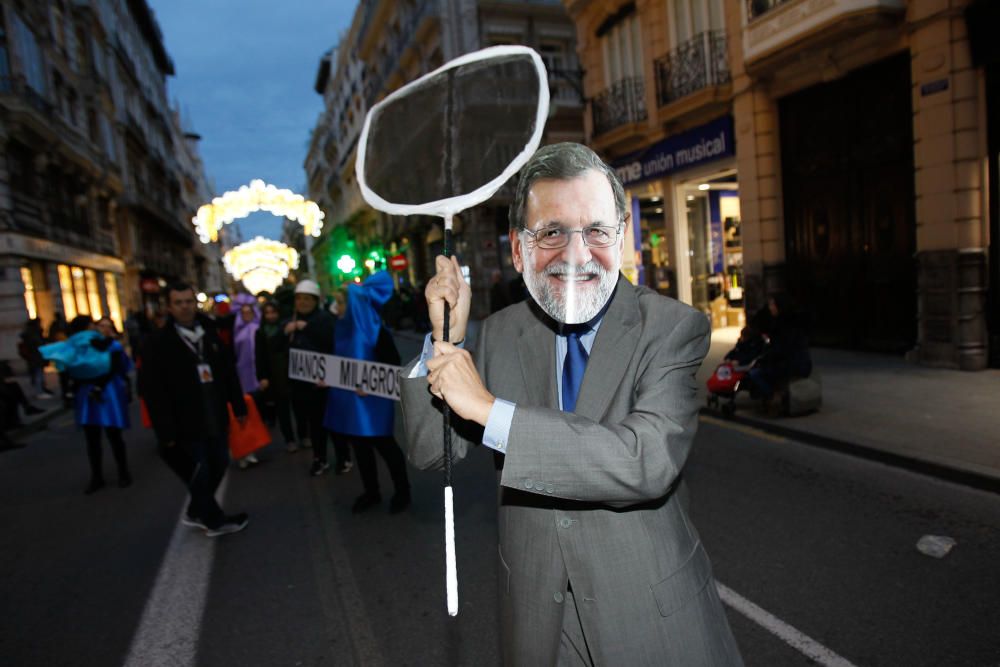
top-left (521, 224), bottom-right (621, 250)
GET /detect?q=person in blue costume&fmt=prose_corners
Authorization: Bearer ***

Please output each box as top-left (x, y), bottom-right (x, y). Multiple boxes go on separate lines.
top-left (77, 317), bottom-right (133, 494)
top-left (323, 271), bottom-right (411, 514)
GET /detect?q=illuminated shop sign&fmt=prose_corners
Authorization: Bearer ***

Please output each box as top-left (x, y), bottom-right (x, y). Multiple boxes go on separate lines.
top-left (613, 116), bottom-right (735, 187)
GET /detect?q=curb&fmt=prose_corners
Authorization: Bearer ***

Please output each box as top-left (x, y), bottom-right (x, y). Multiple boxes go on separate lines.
top-left (700, 407), bottom-right (1000, 496)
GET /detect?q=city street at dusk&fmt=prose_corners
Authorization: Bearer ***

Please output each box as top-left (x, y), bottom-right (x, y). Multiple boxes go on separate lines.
top-left (2, 0), bottom-right (999, 665)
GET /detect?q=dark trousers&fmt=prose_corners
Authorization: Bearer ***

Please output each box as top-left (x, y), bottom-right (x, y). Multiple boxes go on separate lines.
top-left (338, 433), bottom-right (409, 497)
top-left (259, 393), bottom-right (296, 444)
top-left (290, 383), bottom-right (349, 466)
top-left (83, 425), bottom-right (129, 482)
top-left (159, 435), bottom-right (229, 527)
top-left (0, 381), bottom-right (30, 430)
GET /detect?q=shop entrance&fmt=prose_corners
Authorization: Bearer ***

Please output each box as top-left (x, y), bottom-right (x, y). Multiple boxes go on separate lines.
top-left (779, 52), bottom-right (916, 352)
top-left (673, 170), bottom-right (743, 328)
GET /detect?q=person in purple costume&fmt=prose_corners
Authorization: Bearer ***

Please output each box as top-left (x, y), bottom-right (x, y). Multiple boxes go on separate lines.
top-left (78, 317), bottom-right (133, 494)
top-left (232, 296), bottom-right (261, 468)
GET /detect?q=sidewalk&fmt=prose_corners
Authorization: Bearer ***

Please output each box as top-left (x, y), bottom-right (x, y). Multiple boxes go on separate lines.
top-left (700, 327), bottom-right (1000, 491)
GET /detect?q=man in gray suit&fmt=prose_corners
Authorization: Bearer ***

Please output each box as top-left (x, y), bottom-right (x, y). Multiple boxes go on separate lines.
top-left (401, 143), bottom-right (743, 666)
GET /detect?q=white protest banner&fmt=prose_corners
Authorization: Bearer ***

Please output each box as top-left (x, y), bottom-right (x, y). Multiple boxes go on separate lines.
top-left (287, 348), bottom-right (402, 401)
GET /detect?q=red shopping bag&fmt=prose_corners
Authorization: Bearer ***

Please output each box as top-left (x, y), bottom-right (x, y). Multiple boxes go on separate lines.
top-left (140, 398), bottom-right (152, 428)
top-left (227, 394), bottom-right (271, 459)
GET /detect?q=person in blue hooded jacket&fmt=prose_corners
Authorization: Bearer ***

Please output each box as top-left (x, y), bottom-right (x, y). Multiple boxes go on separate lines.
top-left (324, 272), bottom-right (410, 513)
top-left (76, 317), bottom-right (133, 494)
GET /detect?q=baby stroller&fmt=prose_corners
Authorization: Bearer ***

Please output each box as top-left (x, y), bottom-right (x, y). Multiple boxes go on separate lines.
top-left (706, 329), bottom-right (768, 416)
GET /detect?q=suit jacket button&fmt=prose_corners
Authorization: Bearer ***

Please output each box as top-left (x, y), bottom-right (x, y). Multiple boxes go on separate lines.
top-left (545, 485), bottom-right (554, 494)
top-left (524, 479), bottom-right (533, 489)
top-left (534, 482), bottom-right (544, 491)
top-left (553, 592), bottom-right (564, 604)
top-left (559, 518), bottom-right (572, 528)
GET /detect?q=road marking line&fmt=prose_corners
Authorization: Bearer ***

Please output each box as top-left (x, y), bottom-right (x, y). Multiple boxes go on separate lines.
top-left (716, 582), bottom-right (859, 667)
top-left (123, 478), bottom-right (227, 667)
top-left (302, 479), bottom-right (384, 664)
top-left (700, 414), bottom-right (788, 444)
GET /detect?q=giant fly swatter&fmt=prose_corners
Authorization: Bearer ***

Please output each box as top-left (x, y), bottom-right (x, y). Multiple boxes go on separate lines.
top-left (356, 45), bottom-right (549, 616)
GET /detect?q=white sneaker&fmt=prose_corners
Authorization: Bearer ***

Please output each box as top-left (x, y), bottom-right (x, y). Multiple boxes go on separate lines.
top-left (246, 453), bottom-right (259, 464)
top-left (238, 459), bottom-right (249, 469)
top-left (205, 513), bottom-right (249, 537)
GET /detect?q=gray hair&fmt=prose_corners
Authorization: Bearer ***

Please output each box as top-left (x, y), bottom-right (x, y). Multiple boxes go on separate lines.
top-left (508, 142), bottom-right (627, 231)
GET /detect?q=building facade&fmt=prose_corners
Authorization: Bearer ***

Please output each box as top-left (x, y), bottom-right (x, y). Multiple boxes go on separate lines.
top-left (0, 0), bottom-right (213, 364)
top-left (564, 0), bottom-right (996, 369)
top-left (304, 0), bottom-right (585, 317)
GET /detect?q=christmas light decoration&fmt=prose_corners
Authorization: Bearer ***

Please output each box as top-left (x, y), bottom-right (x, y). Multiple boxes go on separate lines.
top-left (239, 267), bottom-right (285, 295)
top-left (193, 179), bottom-right (325, 243)
top-left (222, 237), bottom-right (300, 295)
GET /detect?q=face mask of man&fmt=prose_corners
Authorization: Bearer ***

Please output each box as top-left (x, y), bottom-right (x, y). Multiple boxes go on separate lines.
top-left (520, 243), bottom-right (621, 324)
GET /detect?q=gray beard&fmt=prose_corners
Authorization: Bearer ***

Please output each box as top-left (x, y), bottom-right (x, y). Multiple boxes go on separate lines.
top-left (522, 258), bottom-right (618, 324)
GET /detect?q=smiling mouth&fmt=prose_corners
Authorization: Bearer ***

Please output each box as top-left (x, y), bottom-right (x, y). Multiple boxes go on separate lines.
top-left (549, 273), bottom-right (596, 283)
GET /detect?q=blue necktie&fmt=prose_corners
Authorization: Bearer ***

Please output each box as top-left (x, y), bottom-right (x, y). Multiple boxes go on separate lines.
top-left (562, 328), bottom-right (589, 413)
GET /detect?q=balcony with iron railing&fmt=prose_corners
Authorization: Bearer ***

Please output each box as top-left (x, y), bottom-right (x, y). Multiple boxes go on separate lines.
top-left (743, 0), bottom-right (906, 66)
top-left (655, 31), bottom-right (730, 108)
top-left (590, 76), bottom-right (646, 138)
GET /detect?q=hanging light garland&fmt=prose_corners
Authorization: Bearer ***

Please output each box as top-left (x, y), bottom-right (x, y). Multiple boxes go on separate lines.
top-left (239, 267), bottom-right (285, 296)
top-left (223, 237), bottom-right (300, 295)
top-left (193, 179), bottom-right (325, 243)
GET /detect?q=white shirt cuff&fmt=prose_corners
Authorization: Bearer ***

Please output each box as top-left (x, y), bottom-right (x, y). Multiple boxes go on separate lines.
top-left (407, 333), bottom-right (466, 378)
top-left (482, 398), bottom-right (515, 454)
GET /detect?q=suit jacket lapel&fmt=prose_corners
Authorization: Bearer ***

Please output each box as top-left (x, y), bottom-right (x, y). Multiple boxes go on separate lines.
top-left (517, 305), bottom-right (558, 409)
top-left (574, 277), bottom-right (641, 421)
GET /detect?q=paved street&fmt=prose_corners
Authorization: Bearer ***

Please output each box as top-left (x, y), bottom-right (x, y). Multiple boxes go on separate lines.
top-left (2, 392), bottom-right (998, 666)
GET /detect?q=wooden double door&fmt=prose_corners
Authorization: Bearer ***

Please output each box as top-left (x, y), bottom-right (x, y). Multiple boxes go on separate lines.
top-left (780, 53), bottom-right (916, 353)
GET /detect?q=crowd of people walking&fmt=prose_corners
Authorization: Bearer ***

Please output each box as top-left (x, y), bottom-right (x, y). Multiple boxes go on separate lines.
top-left (8, 272), bottom-right (411, 537)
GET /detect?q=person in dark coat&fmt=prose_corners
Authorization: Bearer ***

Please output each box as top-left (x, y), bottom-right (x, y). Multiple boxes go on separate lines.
top-left (77, 317), bottom-right (133, 494)
top-left (747, 294), bottom-right (812, 412)
top-left (141, 283), bottom-right (249, 537)
top-left (285, 279), bottom-right (349, 476)
top-left (255, 300), bottom-right (298, 451)
top-left (18, 319), bottom-right (49, 398)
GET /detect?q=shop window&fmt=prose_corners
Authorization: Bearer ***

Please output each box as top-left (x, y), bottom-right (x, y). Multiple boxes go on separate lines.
top-left (70, 266), bottom-right (90, 318)
top-left (103, 273), bottom-right (123, 333)
top-left (20, 267), bottom-right (37, 320)
top-left (57, 264), bottom-right (77, 320)
top-left (84, 269), bottom-right (101, 318)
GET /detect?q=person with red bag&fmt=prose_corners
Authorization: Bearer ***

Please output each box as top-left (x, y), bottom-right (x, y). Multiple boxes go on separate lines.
top-left (141, 282), bottom-right (250, 538)
top-left (233, 297), bottom-right (262, 469)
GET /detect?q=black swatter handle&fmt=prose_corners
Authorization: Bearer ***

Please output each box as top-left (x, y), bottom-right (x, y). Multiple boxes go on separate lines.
top-left (443, 228), bottom-right (453, 488)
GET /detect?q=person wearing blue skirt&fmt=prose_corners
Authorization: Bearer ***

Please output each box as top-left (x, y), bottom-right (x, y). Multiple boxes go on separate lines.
top-left (323, 272), bottom-right (410, 513)
top-left (78, 317), bottom-right (133, 494)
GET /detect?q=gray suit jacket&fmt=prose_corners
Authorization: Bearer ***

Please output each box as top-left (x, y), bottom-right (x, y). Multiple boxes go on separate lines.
top-left (401, 278), bottom-right (743, 666)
